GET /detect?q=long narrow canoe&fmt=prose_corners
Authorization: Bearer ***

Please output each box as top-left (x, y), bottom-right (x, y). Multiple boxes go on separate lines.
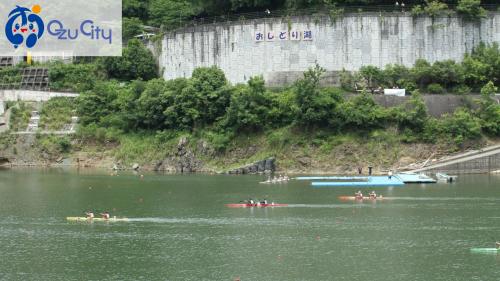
top-left (66, 217), bottom-right (129, 222)
top-left (338, 196), bottom-right (389, 201)
top-left (470, 248), bottom-right (499, 253)
top-left (226, 203), bottom-right (288, 208)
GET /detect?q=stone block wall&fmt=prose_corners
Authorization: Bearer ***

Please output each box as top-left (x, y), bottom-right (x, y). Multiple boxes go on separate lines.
top-left (159, 12), bottom-right (500, 86)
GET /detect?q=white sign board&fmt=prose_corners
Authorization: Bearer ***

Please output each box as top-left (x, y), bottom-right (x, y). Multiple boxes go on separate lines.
top-left (384, 89), bottom-right (406, 96)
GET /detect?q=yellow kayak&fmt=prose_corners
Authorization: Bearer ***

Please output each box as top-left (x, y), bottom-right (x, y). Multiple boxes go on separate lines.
top-left (66, 217), bottom-right (129, 222)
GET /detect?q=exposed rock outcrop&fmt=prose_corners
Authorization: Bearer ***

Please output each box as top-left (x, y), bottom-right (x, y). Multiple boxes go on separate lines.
top-left (227, 157), bottom-right (275, 174)
top-left (154, 137), bottom-right (204, 173)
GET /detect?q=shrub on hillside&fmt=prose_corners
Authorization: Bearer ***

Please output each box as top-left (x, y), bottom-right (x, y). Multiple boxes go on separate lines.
top-left (49, 62), bottom-right (101, 92)
top-left (340, 92), bottom-right (387, 130)
top-left (477, 81), bottom-right (500, 135)
top-left (101, 39), bottom-right (157, 81)
top-left (40, 97), bottom-right (76, 130)
top-left (123, 17), bottom-right (144, 41)
top-left (427, 83), bottom-right (445, 94)
top-left (76, 82), bottom-right (123, 125)
top-left (462, 42), bottom-right (500, 89)
top-left (393, 91), bottom-right (429, 133)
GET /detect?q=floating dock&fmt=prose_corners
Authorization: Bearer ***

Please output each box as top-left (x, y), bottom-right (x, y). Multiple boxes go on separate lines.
top-left (395, 173), bottom-right (437, 184)
top-left (299, 173), bottom-right (436, 186)
top-left (311, 176), bottom-right (404, 187)
top-left (296, 176), bottom-right (369, 181)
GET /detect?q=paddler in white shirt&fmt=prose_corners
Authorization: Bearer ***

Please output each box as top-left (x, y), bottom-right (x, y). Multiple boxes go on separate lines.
top-left (85, 211), bottom-right (94, 219)
top-left (100, 211), bottom-right (110, 220)
top-left (355, 191), bottom-right (363, 200)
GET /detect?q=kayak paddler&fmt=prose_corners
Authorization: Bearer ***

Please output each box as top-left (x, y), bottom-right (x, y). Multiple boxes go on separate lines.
top-left (355, 191), bottom-right (363, 200)
top-left (100, 211), bottom-right (110, 220)
top-left (85, 211), bottom-right (94, 219)
top-left (369, 191), bottom-right (377, 199)
top-left (496, 242), bottom-right (500, 249)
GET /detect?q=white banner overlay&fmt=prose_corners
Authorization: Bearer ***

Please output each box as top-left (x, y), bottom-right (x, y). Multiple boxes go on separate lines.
top-left (0, 0), bottom-right (122, 56)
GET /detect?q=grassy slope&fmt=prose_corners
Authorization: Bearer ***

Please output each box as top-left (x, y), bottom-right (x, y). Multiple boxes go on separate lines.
top-left (0, 126), bottom-right (491, 173)
top-left (75, 126), bottom-right (486, 174)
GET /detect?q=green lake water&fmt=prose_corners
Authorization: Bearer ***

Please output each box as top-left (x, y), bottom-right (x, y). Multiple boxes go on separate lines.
top-left (1, 169), bottom-right (500, 280)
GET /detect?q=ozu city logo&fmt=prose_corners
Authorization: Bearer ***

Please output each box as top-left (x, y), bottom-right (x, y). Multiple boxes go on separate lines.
top-left (5, 5), bottom-right (44, 48)
top-left (4, 4), bottom-right (112, 49)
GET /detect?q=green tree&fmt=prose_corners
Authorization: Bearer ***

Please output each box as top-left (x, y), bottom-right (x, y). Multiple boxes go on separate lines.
top-left (223, 76), bottom-right (270, 132)
top-left (411, 59), bottom-right (433, 89)
top-left (123, 0), bottom-right (150, 20)
top-left (294, 64), bottom-right (343, 128)
top-left (441, 108), bottom-right (482, 145)
top-left (164, 67), bottom-right (230, 130)
top-left (112, 80), bottom-right (147, 131)
top-left (424, 0), bottom-right (450, 18)
top-left (268, 89), bottom-right (297, 128)
top-left (340, 92), bottom-right (387, 130)
top-left (101, 39), bottom-right (158, 81)
top-left (149, 0), bottom-right (196, 29)
top-left (123, 17), bottom-right (144, 41)
top-left (394, 91), bottom-right (429, 132)
top-left (477, 81), bottom-right (500, 135)
top-left (358, 65), bottom-right (384, 89)
top-left (457, 0), bottom-right (487, 20)
top-left (383, 64), bottom-right (410, 88)
top-left (76, 82), bottom-right (122, 125)
top-left (462, 43), bottom-right (500, 89)
top-left (430, 60), bottom-right (465, 89)
top-left (136, 79), bottom-right (170, 130)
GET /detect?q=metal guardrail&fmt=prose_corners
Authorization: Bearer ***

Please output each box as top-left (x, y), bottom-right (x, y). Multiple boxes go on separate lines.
top-left (165, 4), bottom-right (499, 31)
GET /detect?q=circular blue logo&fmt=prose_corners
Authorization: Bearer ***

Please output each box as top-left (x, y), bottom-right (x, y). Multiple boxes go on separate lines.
top-left (5, 5), bottom-right (45, 49)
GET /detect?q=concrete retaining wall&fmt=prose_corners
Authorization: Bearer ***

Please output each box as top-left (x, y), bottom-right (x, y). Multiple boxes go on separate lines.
top-left (424, 153), bottom-right (500, 174)
top-left (159, 12), bottom-right (500, 86)
top-left (0, 90), bottom-right (78, 102)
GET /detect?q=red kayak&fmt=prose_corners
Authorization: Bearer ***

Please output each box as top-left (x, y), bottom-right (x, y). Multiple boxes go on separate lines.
top-left (338, 196), bottom-right (387, 201)
top-left (226, 203), bottom-right (289, 208)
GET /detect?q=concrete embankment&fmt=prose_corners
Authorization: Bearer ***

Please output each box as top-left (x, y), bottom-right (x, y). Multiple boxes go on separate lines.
top-left (409, 144), bottom-right (500, 174)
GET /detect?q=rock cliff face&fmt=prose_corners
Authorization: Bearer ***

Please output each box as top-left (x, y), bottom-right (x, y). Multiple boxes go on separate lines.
top-left (227, 157), bottom-right (275, 174)
top-left (153, 137), bottom-right (205, 173)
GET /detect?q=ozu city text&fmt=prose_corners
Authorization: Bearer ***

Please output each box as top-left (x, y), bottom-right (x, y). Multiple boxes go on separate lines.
top-left (47, 19), bottom-right (112, 44)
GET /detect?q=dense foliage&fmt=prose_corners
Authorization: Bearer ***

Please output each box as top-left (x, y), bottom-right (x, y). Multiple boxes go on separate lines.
top-left (49, 39), bottom-right (157, 90)
top-left (341, 43), bottom-right (500, 94)
top-left (74, 61), bottom-right (499, 151)
top-left (42, 39), bottom-right (500, 152)
top-left (101, 39), bottom-right (158, 81)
